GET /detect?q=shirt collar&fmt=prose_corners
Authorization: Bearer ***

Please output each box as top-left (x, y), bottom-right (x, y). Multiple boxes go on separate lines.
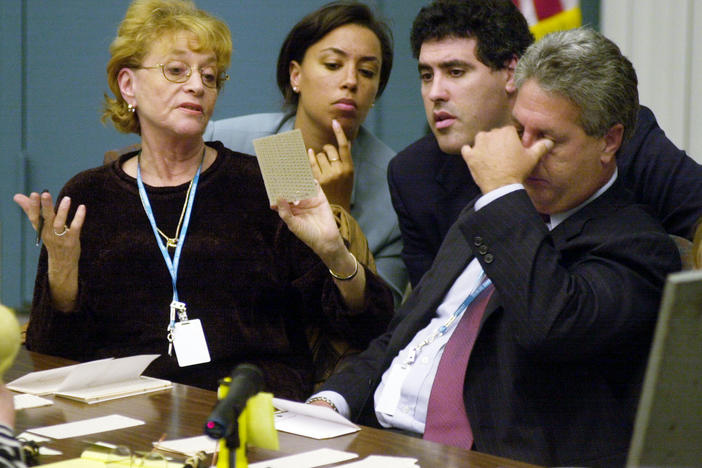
top-left (548, 168), bottom-right (618, 230)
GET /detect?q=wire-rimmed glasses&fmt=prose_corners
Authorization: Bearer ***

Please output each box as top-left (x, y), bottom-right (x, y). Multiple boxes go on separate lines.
top-left (139, 60), bottom-right (229, 89)
top-left (83, 443), bottom-right (168, 467)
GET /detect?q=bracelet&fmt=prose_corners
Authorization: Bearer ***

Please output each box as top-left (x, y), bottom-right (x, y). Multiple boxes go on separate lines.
top-left (328, 252), bottom-right (358, 281)
top-left (306, 396), bottom-right (339, 413)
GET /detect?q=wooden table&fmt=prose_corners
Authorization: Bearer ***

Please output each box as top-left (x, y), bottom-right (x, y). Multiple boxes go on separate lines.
top-left (7, 349), bottom-right (539, 467)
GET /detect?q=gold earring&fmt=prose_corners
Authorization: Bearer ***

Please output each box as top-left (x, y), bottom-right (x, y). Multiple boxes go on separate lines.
top-left (127, 104), bottom-right (136, 113)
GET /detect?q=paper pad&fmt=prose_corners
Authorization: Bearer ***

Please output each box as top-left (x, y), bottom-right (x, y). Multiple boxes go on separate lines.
top-left (253, 129), bottom-right (317, 204)
top-left (272, 397), bottom-right (360, 439)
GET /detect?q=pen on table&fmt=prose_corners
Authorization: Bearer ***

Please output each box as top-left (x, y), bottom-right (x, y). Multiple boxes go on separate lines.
top-left (35, 189), bottom-right (48, 247)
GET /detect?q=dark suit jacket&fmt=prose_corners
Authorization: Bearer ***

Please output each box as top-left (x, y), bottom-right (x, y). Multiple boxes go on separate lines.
top-left (321, 182), bottom-right (681, 466)
top-left (389, 106), bottom-right (702, 287)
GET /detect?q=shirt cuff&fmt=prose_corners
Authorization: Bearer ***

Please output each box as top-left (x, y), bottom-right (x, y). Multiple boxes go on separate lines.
top-left (307, 391), bottom-right (351, 419)
top-left (474, 183), bottom-right (524, 211)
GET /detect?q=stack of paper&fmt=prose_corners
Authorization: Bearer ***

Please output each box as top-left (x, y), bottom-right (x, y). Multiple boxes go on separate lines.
top-left (7, 354), bottom-right (171, 403)
top-left (272, 398), bottom-right (360, 439)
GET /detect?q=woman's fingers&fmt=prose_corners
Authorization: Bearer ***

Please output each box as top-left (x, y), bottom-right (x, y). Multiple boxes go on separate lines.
top-left (52, 196), bottom-right (72, 235)
top-left (309, 148), bottom-right (323, 179)
top-left (331, 119), bottom-right (351, 162)
top-left (13, 192), bottom-right (40, 230)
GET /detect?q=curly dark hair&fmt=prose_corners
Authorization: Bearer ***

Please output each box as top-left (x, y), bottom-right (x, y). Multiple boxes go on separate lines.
top-left (410, 0), bottom-right (533, 70)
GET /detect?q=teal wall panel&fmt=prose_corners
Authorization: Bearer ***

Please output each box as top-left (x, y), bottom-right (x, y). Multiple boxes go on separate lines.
top-left (0, 0), bottom-right (427, 309)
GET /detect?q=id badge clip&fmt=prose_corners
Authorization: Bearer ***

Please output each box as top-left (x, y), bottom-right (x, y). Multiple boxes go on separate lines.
top-left (168, 301), bottom-right (211, 367)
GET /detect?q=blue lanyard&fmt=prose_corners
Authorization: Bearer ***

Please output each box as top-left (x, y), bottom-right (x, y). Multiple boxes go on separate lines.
top-left (439, 276), bottom-right (492, 334)
top-left (404, 275), bottom-right (492, 367)
top-left (136, 151), bottom-right (204, 308)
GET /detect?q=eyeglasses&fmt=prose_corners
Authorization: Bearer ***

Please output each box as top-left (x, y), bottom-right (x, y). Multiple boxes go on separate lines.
top-left (83, 444), bottom-right (168, 467)
top-left (107, 446), bottom-right (168, 468)
top-left (139, 60), bottom-right (229, 89)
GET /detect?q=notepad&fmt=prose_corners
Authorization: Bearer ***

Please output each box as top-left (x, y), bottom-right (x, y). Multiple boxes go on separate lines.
top-left (253, 129), bottom-right (317, 205)
top-left (7, 354), bottom-right (172, 403)
top-left (272, 397), bottom-right (360, 439)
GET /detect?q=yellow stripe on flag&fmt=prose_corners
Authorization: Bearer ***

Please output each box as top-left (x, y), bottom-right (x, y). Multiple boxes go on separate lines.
top-left (531, 7), bottom-right (582, 40)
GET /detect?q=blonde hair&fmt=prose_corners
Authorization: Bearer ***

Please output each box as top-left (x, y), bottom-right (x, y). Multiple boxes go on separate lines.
top-left (102, 0), bottom-right (232, 134)
top-left (693, 219), bottom-right (702, 269)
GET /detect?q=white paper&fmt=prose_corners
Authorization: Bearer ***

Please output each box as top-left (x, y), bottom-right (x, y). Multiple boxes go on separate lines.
top-left (26, 414), bottom-right (145, 439)
top-left (337, 455), bottom-right (420, 467)
top-left (16, 432), bottom-right (50, 443)
top-left (153, 435), bottom-right (218, 456)
top-left (6, 360), bottom-right (109, 395)
top-left (249, 448), bottom-right (358, 468)
top-left (7, 354), bottom-right (170, 403)
top-left (58, 355), bottom-right (158, 391)
top-left (38, 447), bottom-right (63, 456)
top-left (272, 397), bottom-right (360, 439)
top-left (13, 393), bottom-right (54, 410)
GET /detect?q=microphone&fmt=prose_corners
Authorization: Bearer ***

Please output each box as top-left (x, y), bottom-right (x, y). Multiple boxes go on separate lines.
top-left (204, 363), bottom-right (264, 441)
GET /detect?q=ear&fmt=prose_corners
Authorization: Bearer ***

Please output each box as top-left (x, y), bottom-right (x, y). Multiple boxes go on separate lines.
top-left (289, 60), bottom-right (302, 92)
top-left (117, 68), bottom-right (137, 105)
top-left (504, 55), bottom-right (518, 94)
top-left (600, 123), bottom-right (624, 165)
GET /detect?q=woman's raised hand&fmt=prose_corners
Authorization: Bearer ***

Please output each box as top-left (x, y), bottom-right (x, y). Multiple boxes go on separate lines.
top-left (272, 182), bottom-right (344, 263)
top-left (308, 119), bottom-right (354, 211)
top-left (13, 191), bottom-right (85, 311)
top-left (272, 183), bottom-right (366, 310)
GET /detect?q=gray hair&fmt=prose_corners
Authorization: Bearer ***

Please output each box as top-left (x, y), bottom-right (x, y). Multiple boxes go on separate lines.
top-left (514, 27), bottom-right (638, 143)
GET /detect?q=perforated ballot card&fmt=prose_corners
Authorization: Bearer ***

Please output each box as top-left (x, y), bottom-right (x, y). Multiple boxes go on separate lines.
top-left (253, 129), bottom-right (317, 205)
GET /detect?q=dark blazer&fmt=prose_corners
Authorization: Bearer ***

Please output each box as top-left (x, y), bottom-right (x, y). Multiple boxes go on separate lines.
top-left (389, 106), bottom-right (702, 287)
top-left (321, 182), bottom-right (681, 466)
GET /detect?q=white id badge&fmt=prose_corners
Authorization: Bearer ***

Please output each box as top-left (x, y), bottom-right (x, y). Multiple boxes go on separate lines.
top-left (375, 362), bottom-right (412, 416)
top-left (172, 319), bottom-right (211, 367)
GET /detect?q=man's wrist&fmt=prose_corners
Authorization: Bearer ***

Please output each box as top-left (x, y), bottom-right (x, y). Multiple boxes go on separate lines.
top-left (474, 183), bottom-right (524, 211)
top-left (305, 391), bottom-right (351, 418)
top-left (306, 396), bottom-right (339, 412)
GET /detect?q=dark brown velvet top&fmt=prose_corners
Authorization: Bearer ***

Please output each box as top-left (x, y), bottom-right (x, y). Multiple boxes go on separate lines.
top-left (26, 142), bottom-right (394, 400)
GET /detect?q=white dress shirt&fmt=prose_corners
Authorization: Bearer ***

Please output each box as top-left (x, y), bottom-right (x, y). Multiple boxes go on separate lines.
top-left (313, 170), bottom-right (618, 433)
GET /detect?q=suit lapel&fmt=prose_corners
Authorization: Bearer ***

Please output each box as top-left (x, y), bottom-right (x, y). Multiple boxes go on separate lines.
top-left (435, 153), bottom-right (480, 237)
top-left (386, 204), bottom-right (479, 360)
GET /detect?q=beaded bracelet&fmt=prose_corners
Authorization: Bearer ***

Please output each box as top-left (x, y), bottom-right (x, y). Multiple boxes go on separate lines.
top-left (328, 252), bottom-right (358, 281)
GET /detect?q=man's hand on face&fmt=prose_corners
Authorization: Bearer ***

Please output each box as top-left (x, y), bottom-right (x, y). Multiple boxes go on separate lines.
top-left (461, 126), bottom-right (553, 194)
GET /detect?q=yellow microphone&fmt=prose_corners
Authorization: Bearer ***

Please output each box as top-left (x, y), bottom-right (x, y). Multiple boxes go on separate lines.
top-left (0, 304), bottom-right (21, 380)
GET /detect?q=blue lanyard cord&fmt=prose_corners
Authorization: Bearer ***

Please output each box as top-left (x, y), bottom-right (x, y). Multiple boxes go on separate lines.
top-left (136, 148), bottom-right (205, 309)
top-left (403, 275), bottom-right (493, 367)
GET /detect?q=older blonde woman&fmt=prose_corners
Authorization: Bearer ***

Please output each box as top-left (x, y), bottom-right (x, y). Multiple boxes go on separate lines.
top-left (13, 0), bottom-right (393, 400)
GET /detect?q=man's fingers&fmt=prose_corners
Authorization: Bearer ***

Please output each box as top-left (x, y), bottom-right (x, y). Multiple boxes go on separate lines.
top-left (529, 138), bottom-right (554, 160)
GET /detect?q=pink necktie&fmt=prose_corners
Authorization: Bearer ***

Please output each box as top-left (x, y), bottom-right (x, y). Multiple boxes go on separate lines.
top-left (423, 284), bottom-right (495, 449)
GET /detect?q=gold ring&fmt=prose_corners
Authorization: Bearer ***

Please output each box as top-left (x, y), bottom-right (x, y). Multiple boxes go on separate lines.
top-left (53, 225), bottom-right (68, 237)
